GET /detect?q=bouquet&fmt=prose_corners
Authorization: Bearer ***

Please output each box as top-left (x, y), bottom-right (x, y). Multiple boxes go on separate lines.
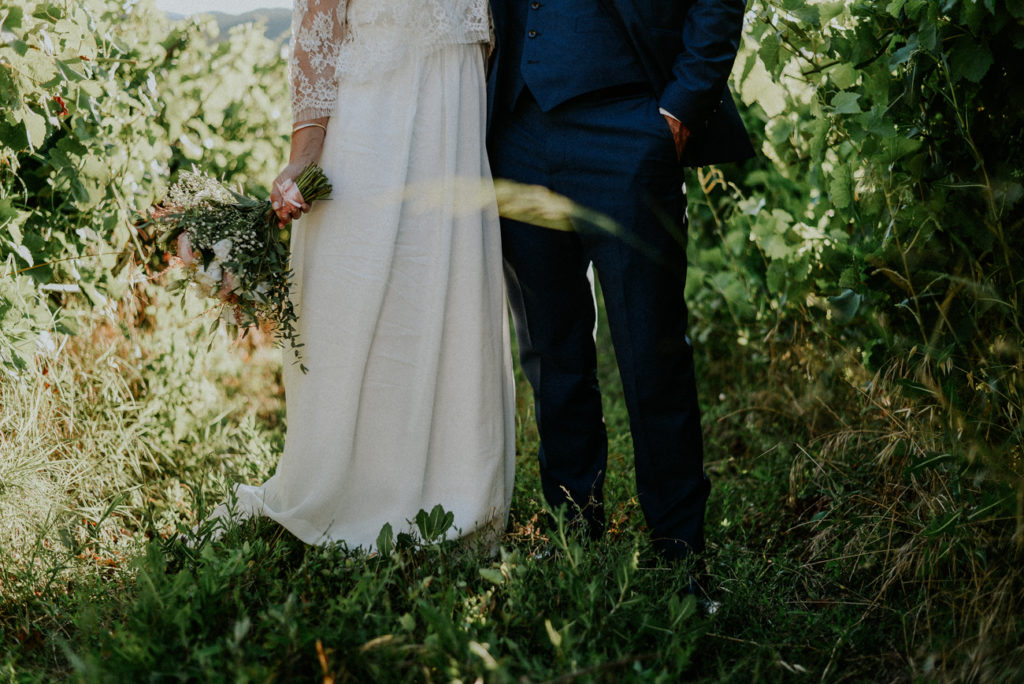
top-left (149, 164), bottom-right (331, 365)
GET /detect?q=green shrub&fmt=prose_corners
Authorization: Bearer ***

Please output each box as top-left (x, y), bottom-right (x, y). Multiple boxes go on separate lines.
top-left (685, 0), bottom-right (1024, 677)
top-left (0, 0), bottom-right (289, 374)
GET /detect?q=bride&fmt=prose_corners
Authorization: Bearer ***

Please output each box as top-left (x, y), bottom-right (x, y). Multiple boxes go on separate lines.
top-left (210, 0), bottom-right (515, 550)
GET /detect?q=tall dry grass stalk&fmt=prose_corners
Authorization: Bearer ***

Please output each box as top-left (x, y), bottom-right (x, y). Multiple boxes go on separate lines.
top-left (0, 287), bottom-right (283, 601)
top-left (778, 347), bottom-right (1024, 680)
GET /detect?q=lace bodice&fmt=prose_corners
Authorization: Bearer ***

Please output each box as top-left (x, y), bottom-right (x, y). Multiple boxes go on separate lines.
top-left (291, 0), bottom-right (490, 122)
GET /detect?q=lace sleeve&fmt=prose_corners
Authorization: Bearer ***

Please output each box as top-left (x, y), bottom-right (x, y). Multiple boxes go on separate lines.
top-left (291, 0), bottom-right (347, 123)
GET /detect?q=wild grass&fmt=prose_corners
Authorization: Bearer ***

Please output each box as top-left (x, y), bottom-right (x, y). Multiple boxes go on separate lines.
top-left (1, 280), bottom-right (1022, 682)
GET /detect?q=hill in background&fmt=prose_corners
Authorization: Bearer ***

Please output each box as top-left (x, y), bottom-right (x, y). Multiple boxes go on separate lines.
top-left (167, 8), bottom-right (291, 42)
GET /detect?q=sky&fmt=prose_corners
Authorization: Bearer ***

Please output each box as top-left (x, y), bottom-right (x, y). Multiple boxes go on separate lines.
top-left (153, 0), bottom-right (290, 15)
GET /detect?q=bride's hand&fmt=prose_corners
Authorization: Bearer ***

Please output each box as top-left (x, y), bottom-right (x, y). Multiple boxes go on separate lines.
top-left (272, 119), bottom-right (328, 227)
top-left (271, 163), bottom-right (310, 228)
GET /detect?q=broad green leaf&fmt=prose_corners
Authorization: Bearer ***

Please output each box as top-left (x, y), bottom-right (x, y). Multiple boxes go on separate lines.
top-left (829, 63), bottom-right (860, 90)
top-left (793, 5), bottom-right (820, 26)
top-left (830, 91), bottom-right (862, 114)
top-left (765, 260), bottom-right (788, 294)
top-left (20, 108), bottom-right (46, 149)
top-left (758, 32), bottom-right (781, 75)
top-left (762, 233), bottom-right (793, 260)
top-left (828, 289), bottom-right (862, 323)
top-left (766, 116), bottom-right (795, 146)
top-left (740, 60), bottom-right (786, 117)
top-left (904, 0), bottom-right (929, 18)
top-left (1, 6), bottom-right (24, 32)
top-left (881, 135), bottom-right (922, 161)
top-left (818, 1), bottom-right (846, 24)
top-left (478, 567), bottom-right (506, 586)
top-left (0, 120), bottom-right (30, 150)
top-left (948, 37), bottom-right (993, 83)
top-left (886, 0), bottom-right (906, 16)
top-left (375, 523), bottom-right (394, 556)
top-left (960, 0), bottom-right (987, 32)
top-left (829, 165), bottom-right (853, 209)
top-left (888, 34), bottom-right (919, 69)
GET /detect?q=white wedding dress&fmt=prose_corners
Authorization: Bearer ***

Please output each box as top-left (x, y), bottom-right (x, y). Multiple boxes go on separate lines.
top-left (212, 0), bottom-right (515, 551)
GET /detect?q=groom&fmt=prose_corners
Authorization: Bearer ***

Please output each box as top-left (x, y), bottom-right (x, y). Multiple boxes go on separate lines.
top-left (487, 0), bottom-right (753, 560)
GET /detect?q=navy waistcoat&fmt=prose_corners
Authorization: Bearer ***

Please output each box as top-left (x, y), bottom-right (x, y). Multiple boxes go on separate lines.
top-left (498, 0), bottom-right (648, 113)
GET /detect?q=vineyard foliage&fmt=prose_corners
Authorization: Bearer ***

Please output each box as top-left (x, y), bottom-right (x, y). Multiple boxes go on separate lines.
top-left (0, 0), bottom-right (289, 372)
top-left (686, 1), bottom-right (1024, 670)
top-left (693, 0), bottom-right (1024, 485)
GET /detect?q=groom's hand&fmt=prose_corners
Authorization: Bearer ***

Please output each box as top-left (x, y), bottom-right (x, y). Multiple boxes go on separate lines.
top-left (662, 114), bottom-right (691, 162)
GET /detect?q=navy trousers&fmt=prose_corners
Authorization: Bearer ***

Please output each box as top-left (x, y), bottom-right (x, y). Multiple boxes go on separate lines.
top-left (489, 88), bottom-right (710, 558)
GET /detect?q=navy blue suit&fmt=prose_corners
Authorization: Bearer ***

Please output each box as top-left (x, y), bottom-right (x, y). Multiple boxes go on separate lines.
top-left (487, 0), bottom-right (752, 558)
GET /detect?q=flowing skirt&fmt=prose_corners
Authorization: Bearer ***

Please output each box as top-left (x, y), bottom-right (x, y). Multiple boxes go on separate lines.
top-left (220, 43), bottom-right (515, 550)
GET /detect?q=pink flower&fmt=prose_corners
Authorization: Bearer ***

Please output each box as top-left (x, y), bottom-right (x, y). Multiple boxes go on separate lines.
top-left (177, 232), bottom-right (195, 267)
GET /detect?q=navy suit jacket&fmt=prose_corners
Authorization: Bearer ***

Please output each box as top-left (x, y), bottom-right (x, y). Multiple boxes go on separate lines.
top-left (488, 0), bottom-right (755, 167)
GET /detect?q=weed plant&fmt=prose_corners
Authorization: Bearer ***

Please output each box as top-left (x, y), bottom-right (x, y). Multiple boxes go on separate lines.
top-left (6, 277), bottom-right (1021, 681)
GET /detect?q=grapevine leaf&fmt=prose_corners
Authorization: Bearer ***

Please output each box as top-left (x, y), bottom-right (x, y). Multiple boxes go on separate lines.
top-left (21, 108), bottom-right (47, 149)
top-left (829, 63), bottom-right (860, 90)
top-left (1, 6), bottom-right (24, 32)
top-left (948, 38), bottom-right (993, 83)
top-left (0, 120), bottom-right (30, 150)
top-left (819, 1), bottom-right (846, 23)
top-left (829, 165), bottom-right (853, 209)
top-left (758, 32), bottom-right (781, 75)
top-left (886, 0), bottom-right (906, 16)
top-left (830, 92), bottom-right (862, 114)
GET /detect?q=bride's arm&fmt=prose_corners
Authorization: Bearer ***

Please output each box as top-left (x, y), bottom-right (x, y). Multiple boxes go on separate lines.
top-left (272, 0), bottom-right (346, 226)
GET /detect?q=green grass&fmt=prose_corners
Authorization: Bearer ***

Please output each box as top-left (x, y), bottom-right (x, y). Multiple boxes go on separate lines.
top-left (1, 283), bottom-right (1022, 682)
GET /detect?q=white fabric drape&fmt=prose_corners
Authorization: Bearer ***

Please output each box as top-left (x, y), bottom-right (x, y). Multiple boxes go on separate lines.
top-left (221, 39), bottom-right (514, 551)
